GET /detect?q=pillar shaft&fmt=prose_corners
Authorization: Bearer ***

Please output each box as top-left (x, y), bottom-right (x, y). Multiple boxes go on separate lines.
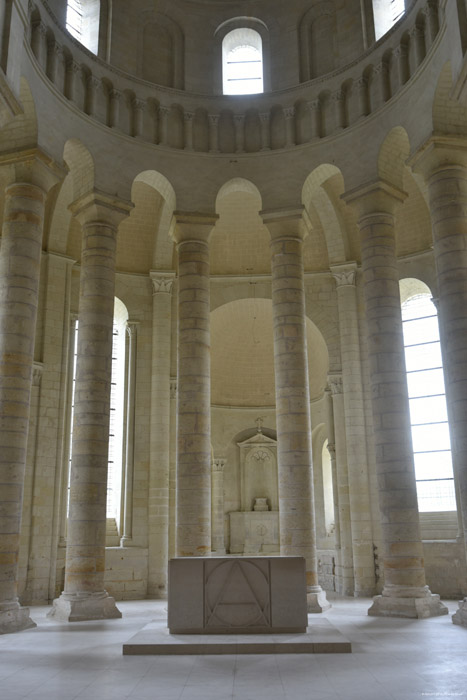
top-left (263, 209), bottom-right (329, 612)
top-left (0, 182), bottom-right (45, 633)
top-left (331, 264), bottom-right (375, 596)
top-left (344, 182), bottom-right (447, 618)
top-left (49, 193), bottom-right (132, 621)
top-left (174, 213), bottom-right (217, 557)
top-left (0, 152), bottom-right (63, 634)
top-left (411, 142), bottom-right (467, 626)
top-left (211, 458), bottom-right (226, 554)
top-left (148, 273), bottom-right (174, 596)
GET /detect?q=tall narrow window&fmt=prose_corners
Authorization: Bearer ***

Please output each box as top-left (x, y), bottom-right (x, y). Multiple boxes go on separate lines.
top-left (373, 0), bottom-right (405, 41)
top-left (68, 298), bottom-right (128, 531)
top-left (402, 293), bottom-right (456, 512)
top-left (223, 28), bottom-right (263, 95)
top-left (66, 0), bottom-right (83, 41)
top-left (66, 0), bottom-right (100, 53)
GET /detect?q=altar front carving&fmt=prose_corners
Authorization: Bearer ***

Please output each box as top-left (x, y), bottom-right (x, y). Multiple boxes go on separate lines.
top-left (228, 425), bottom-right (280, 555)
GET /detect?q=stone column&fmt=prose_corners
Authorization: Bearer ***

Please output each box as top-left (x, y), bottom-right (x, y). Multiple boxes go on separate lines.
top-left (234, 115), bottom-right (245, 153)
top-left (208, 115), bottom-right (219, 153)
top-left (48, 191), bottom-right (132, 622)
top-left (259, 113), bottom-right (270, 150)
top-left (284, 108), bottom-right (295, 147)
top-left (411, 140), bottom-right (467, 627)
top-left (343, 181), bottom-right (447, 618)
top-left (262, 208), bottom-right (330, 613)
top-left (184, 112), bottom-right (194, 151)
top-left (308, 100), bottom-right (321, 140)
top-left (148, 272), bottom-right (174, 597)
top-left (211, 458), bottom-right (226, 554)
top-left (331, 263), bottom-right (375, 596)
top-left (173, 212), bottom-right (218, 557)
top-left (328, 376), bottom-right (355, 596)
top-left (0, 152), bottom-right (62, 633)
top-left (120, 321), bottom-right (138, 546)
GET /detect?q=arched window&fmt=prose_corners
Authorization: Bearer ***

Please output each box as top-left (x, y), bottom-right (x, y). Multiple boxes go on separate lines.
top-left (373, 0), bottom-right (405, 41)
top-left (401, 291), bottom-right (456, 512)
top-left (66, 0), bottom-right (100, 54)
top-left (222, 28), bottom-right (263, 95)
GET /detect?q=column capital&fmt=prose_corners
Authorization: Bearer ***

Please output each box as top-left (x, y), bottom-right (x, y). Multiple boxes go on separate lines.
top-left (260, 206), bottom-right (310, 241)
top-left (330, 262), bottom-right (358, 287)
top-left (68, 190), bottom-right (134, 228)
top-left (0, 148), bottom-right (66, 192)
top-left (171, 211), bottom-right (218, 245)
top-left (328, 373), bottom-right (343, 396)
top-left (150, 270), bottom-right (175, 295)
top-left (409, 136), bottom-right (467, 180)
top-left (342, 180), bottom-right (407, 219)
top-left (212, 457), bottom-right (226, 473)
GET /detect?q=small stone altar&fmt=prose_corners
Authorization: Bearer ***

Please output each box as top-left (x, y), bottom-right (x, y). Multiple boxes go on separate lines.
top-left (167, 556), bottom-right (307, 634)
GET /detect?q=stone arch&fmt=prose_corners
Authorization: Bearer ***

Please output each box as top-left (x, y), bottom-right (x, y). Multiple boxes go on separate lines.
top-left (63, 138), bottom-right (95, 200)
top-left (212, 178), bottom-right (266, 276)
top-left (399, 277), bottom-right (433, 304)
top-left (302, 164), bottom-right (348, 265)
top-left (132, 170), bottom-right (177, 270)
top-left (137, 11), bottom-right (184, 89)
top-left (0, 78), bottom-right (38, 154)
top-left (377, 125), bottom-right (410, 190)
top-left (433, 62), bottom-right (467, 136)
top-left (299, 1), bottom-right (336, 82)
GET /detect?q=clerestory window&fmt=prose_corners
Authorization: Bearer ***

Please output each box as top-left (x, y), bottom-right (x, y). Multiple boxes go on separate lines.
top-left (222, 28), bottom-right (264, 95)
top-left (373, 0), bottom-right (405, 41)
top-left (66, 0), bottom-right (100, 54)
top-left (402, 293), bottom-right (456, 513)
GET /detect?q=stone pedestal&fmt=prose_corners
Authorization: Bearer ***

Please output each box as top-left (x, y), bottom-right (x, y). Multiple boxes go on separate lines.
top-left (452, 598), bottom-right (467, 627)
top-left (48, 591), bottom-right (122, 622)
top-left (0, 603), bottom-right (36, 635)
top-left (369, 586), bottom-right (448, 619)
top-left (168, 556), bottom-right (307, 634)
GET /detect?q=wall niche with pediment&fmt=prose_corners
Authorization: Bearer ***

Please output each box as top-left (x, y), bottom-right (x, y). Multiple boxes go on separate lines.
top-left (228, 424), bottom-right (279, 555)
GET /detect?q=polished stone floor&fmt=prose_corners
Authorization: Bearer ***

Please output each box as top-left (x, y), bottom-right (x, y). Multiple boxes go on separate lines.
top-left (0, 598), bottom-right (466, 700)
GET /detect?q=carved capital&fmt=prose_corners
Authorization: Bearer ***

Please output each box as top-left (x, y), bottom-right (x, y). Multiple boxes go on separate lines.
top-left (151, 272), bottom-right (175, 295)
top-left (328, 374), bottom-right (343, 396)
top-left (283, 107), bottom-right (295, 119)
top-left (331, 263), bottom-right (357, 288)
top-left (33, 362), bottom-right (44, 386)
top-left (208, 114), bottom-right (219, 126)
top-left (170, 377), bottom-right (177, 399)
top-left (212, 458), bottom-right (226, 473)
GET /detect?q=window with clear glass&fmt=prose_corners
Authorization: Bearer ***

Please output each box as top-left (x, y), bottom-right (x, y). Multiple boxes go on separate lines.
top-left (66, 0), bottom-right (100, 53)
top-left (223, 28), bottom-right (264, 95)
top-left (402, 293), bottom-right (456, 512)
top-left (68, 298), bottom-right (128, 529)
top-left (373, 0), bottom-right (405, 41)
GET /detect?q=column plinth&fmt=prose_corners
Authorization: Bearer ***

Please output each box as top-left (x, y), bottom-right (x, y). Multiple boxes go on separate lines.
top-left (343, 181), bottom-right (447, 619)
top-left (49, 191), bottom-right (132, 622)
top-left (262, 208), bottom-right (330, 613)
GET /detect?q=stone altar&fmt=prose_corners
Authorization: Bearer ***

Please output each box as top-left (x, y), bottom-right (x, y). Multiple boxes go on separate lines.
top-left (168, 556), bottom-right (307, 634)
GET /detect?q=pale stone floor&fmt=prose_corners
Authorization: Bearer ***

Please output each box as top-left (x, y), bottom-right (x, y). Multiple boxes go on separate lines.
top-left (0, 598), bottom-right (466, 700)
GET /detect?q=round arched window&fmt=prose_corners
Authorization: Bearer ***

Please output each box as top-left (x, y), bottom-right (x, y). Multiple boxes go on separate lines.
top-left (222, 28), bottom-right (264, 95)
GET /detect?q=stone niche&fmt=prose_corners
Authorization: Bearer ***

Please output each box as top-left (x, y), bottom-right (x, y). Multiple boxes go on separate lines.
top-left (229, 429), bottom-right (279, 555)
top-left (168, 556), bottom-right (307, 634)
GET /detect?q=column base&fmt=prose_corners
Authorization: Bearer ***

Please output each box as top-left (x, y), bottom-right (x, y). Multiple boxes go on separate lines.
top-left (0, 601), bottom-right (36, 634)
top-left (368, 585), bottom-right (449, 619)
top-left (307, 586), bottom-right (331, 613)
top-left (452, 598), bottom-right (467, 627)
top-left (47, 591), bottom-right (122, 622)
